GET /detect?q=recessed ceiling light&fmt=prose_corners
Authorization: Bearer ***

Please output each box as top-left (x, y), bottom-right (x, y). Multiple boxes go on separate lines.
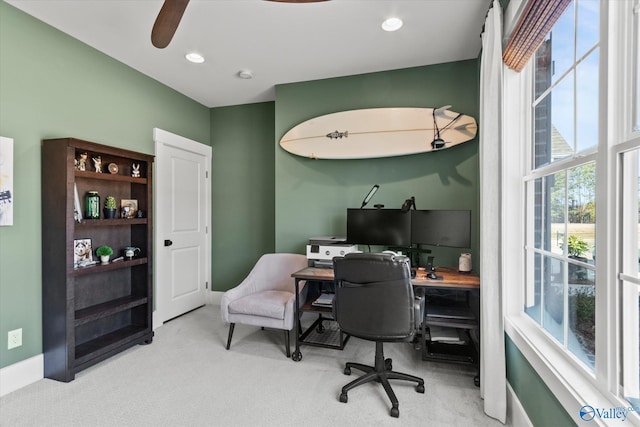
top-left (238, 70), bottom-right (253, 79)
top-left (381, 17), bottom-right (403, 32)
top-left (185, 52), bottom-right (205, 64)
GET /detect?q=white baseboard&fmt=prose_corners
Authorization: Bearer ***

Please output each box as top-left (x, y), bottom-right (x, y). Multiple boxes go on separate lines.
top-left (208, 290), bottom-right (223, 305)
top-left (0, 354), bottom-right (44, 397)
top-left (153, 309), bottom-right (163, 331)
top-left (507, 382), bottom-right (533, 427)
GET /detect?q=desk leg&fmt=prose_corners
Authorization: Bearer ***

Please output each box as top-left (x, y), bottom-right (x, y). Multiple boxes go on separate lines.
top-left (292, 278), bottom-right (303, 362)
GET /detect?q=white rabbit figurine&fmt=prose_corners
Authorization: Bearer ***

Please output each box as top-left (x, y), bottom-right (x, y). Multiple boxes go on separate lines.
top-left (132, 163), bottom-right (140, 178)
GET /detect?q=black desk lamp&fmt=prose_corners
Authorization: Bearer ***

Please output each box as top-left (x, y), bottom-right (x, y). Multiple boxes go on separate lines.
top-left (401, 196), bottom-right (416, 213)
top-left (360, 185), bottom-right (379, 209)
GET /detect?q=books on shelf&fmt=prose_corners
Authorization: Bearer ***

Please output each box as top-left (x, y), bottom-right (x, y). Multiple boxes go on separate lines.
top-left (312, 293), bottom-right (335, 307)
top-left (428, 326), bottom-right (467, 345)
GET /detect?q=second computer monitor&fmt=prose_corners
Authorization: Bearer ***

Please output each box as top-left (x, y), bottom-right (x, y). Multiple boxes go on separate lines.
top-left (411, 210), bottom-right (471, 248)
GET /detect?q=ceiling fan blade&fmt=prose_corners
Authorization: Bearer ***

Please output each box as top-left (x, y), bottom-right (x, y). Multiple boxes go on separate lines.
top-left (151, 0), bottom-right (190, 49)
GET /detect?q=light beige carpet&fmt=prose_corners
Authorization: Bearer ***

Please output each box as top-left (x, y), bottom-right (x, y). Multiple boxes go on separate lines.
top-left (0, 304), bottom-right (504, 426)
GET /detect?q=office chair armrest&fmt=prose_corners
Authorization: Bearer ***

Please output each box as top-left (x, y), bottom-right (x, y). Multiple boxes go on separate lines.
top-left (414, 294), bottom-right (425, 330)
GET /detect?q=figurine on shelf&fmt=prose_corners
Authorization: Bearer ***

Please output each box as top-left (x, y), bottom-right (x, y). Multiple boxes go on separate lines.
top-left (77, 153), bottom-right (87, 171)
top-left (92, 156), bottom-right (102, 173)
top-left (132, 163), bottom-right (140, 178)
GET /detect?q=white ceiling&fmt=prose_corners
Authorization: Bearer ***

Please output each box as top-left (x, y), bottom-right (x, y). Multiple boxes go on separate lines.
top-left (6, 0), bottom-right (489, 108)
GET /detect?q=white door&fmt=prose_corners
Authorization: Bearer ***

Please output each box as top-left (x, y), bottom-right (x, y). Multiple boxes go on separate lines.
top-left (154, 128), bottom-right (211, 324)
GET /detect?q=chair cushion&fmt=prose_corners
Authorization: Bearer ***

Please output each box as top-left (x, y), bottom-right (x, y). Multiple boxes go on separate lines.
top-left (228, 290), bottom-right (293, 320)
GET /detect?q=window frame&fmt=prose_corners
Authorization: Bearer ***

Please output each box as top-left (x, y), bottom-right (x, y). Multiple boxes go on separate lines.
top-left (502, 0), bottom-right (640, 423)
top-left (526, 0), bottom-right (601, 372)
top-left (619, 145), bottom-right (640, 402)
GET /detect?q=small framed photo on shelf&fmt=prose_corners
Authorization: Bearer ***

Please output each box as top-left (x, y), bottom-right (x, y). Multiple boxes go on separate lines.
top-left (73, 238), bottom-right (93, 268)
top-left (121, 199), bottom-right (138, 219)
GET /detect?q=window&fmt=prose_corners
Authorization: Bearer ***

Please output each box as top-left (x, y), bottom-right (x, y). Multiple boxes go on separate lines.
top-left (506, 0), bottom-right (640, 419)
top-left (620, 148), bottom-right (640, 406)
top-left (524, 0), bottom-right (599, 370)
top-left (619, 0), bottom-right (640, 410)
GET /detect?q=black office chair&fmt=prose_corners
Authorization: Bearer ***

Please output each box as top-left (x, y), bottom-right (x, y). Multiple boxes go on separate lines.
top-left (333, 253), bottom-right (425, 418)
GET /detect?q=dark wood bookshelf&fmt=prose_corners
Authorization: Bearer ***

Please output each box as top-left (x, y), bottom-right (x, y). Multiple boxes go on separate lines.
top-left (75, 326), bottom-right (150, 364)
top-left (75, 295), bottom-right (149, 326)
top-left (41, 137), bottom-right (154, 382)
top-left (72, 257), bottom-right (148, 276)
top-left (75, 169), bottom-right (148, 184)
top-left (77, 218), bottom-right (148, 227)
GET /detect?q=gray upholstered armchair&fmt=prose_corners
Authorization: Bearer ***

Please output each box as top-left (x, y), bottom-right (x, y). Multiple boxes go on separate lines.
top-left (221, 253), bottom-right (308, 357)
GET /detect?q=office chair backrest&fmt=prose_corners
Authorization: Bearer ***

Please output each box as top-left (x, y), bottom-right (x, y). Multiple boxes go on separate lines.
top-left (333, 253), bottom-right (415, 341)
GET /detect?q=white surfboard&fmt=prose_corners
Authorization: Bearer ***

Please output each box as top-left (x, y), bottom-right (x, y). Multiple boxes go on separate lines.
top-left (279, 107), bottom-right (477, 159)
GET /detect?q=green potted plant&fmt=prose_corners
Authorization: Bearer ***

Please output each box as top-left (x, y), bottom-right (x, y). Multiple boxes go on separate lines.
top-left (567, 235), bottom-right (590, 281)
top-left (96, 245), bottom-right (113, 265)
top-left (567, 235), bottom-right (589, 259)
top-left (104, 195), bottom-right (117, 219)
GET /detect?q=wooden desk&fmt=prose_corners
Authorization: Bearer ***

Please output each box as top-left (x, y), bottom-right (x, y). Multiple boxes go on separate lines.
top-left (290, 266), bottom-right (479, 362)
top-left (290, 267), bottom-right (335, 282)
top-left (413, 267), bottom-right (480, 386)
top-left (411, 266), bottom-right (479, 290)
top-left (292, 266), bottom-right (479, 288)
top-left (291, 267), bottom-right (346, 361)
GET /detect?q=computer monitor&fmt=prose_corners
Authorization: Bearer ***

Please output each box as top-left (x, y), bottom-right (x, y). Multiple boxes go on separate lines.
top-left (346, 208), bottom-right (412, 246)
top-left (411, 210), bottom-right (471, 248)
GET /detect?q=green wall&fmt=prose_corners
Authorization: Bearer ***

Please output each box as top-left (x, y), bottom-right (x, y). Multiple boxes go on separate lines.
top-left (0, 2), bottom-right (210, 369)
top-left (506, 335), bottom-right (575, 426)
top-left (274, 61), bottom-right (480, 269)
top-left (0, 5), bottom-right (573, 426)
top-left (210, 102), bottom-right (276, 291)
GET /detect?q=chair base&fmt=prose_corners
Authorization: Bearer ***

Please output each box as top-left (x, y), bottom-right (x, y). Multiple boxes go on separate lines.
top-left (339, 341), bottom-right (424, 418)
top-left (225, 323), bottom-right (291, 358)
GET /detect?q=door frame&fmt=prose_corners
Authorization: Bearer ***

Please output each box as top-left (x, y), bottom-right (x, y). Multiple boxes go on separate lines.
top-left (153, 128), bottom-right (212, 327)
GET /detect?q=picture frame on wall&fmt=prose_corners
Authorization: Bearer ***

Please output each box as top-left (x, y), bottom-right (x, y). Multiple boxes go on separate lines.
top-left (73, 238), bottom-right (93, 268)
top-left (0, 136), bottom-right (14, 226)
top-left (121, 199), bottom-right (138, 219)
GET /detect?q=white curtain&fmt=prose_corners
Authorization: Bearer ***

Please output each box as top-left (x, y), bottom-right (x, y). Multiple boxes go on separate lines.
top-left (479, 0), bottom-right (506, 423)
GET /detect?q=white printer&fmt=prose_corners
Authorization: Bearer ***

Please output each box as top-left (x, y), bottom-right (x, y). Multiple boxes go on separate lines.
top-left (306, 236), bottom-right (359, 268)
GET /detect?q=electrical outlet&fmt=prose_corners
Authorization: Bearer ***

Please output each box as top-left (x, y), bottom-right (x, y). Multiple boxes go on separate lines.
top-left (8, 328), bottom-right (22, 350)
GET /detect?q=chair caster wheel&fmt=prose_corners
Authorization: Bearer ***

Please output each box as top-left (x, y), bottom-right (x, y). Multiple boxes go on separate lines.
top-left (385, 358), bottom-right (392, 370)
top-left (292, 351), bottom-right (302, 362)
top-left (344, 367), bottom-right (351, 375)
top-left (390, 407), bottom-right (399, 418)
top-left (339, 392), bottom-right (348, 403)
top-left (416, 383), bottom-right (425, 393)
top-left (474, 375), bottom-right (480, 387)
